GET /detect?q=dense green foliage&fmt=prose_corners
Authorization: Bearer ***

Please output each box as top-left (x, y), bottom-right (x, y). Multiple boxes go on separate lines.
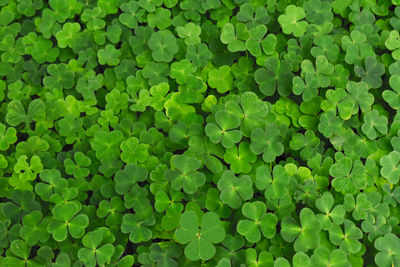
top-left (0, 0), bottom-right (400, 266)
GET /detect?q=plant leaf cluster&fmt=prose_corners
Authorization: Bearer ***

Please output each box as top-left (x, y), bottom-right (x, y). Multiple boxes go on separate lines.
top-left (1, 0), bottom-right (400, 266)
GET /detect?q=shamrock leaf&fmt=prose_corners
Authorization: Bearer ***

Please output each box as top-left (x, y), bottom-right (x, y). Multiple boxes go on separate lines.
top-left (310, 246), bottom-right (351, 267)
top-left (256, 165), bottom-right (290, 200)
top-left (311, 36), bottom-right (340, 63)
top-left (374, 233), bottom-right (400, 267)
top-left (43, 63), bottom-right (75, 90)
top-left (90, 130), bottom-right (124, 163)
top-left (78, 227), bottom-right (115, 267)
top-left (341, 30), bottom-right (374, 65)
top-left (165, 155), bottom-right (206, 194)
top-left (205, 110), bottom-right (242, 148)
top-left (208, 65), bottom-right (234, 93)
top-left (223, 142), bottom-right (256, 174)
top-left (237, 201), bottom-right (278, 242)
top-left (330, 157), bottom-right (367, 194)
top-left (289, 130), bottom-right (320, 161)
top-left (35, 169), bottom-right (68, 201)
top-left (186, 43), bottom-right (212, 68)
top-left (64, 152), bottom-right (91, 179)
top-left (175, 211), bottom-right (225, 261)
top-left (97, 44), bottom-right (121, 66)
top-left (217, 170), bottom-right (253, 208)
top-left (281, 208), bottom-right (322, 252)
top-left (304, 0), bottom-right (333, 24)
top-left (57, 114), bottom-right (84, 144)
top-left (114, 163), bottom-right (148, 195)
top-left (361, 215), bottom-right (391, 242)
top-left (148, 7), bottom-right (172, 30)
top-left (292, 74), bottom-right (319, 101)
top-left (220, 23), bottom-right (248, 52)
top-left (380, 151), bottom-right (400, 184)
top-left (318, 111), bottom-right (343, 138)
top-left (149, 243), bottom-right (181, 267)
top-left (315, 192), bottom-right (345, 230)
top-left (250, 124), bottom-right (284, 163)
top-left (385, 30), bottom-right (400, 60)
top-left (383, 75), bottom-right (400, 109)
top-left (2, 239), bottom-right (36, 266)
top-left (362, 110), bottom-right (388, 140)
top-left (1, 190), bottom-right (41, 224)
top-left (300, 56), bottom-right (333, 88)
top-left (119, 1), bottom-right (144, 28)
top-left (329, 219), bottom-right (363, 254)
top-left (0, 123), bottom-right (17, 151)
top-left (187, 136), bottom-right (224, 174)
top-left (47, 202), bottom-right (89, 242)
top-left (9, 155), bottom-right (43, 191)
top-left (237, 3), bottom-right (270, 28)
top-left (245, 25), bottom-right (268, 57)
top-left (255, 57), bottom-right (294, 96)
top-left (96, 196), bottom-right (124, 226)
top-left (55, 22), bottom-right (80, 48)
top-left (19, 210), bottom-right (50, 246)
top-left (148, 30), bottom-right (178, 62)
top-left (225, 91), bottom-right (269, 137)
top-left (278, 5), bottom-right (309, 37)
top-left (121, 213), bottom-right (155, 243)
top-left (170, 59), bottom-right (196, 84)
top-left (354, 56), bottom-right (385, 89)
top-left (120, 137), bottom-right (150, 164)
top-left (176, 22), bottom-right (201, 45)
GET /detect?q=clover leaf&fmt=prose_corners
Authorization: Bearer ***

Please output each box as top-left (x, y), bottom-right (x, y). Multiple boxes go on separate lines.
top-left (47, 202), bottom-right (89, 242)
top-left (120, 137), bottom-right (150, 164)
top-left (255, 57), bottom-right (294, 96)
top-left (250, 124), bottom-right (284, 163)
top-left (205, 110), bottom-right (242, 148)
top-left (278, 5), bottom-right (309, 37)
top-left (19, 211), bottom-right (50, 246)
top-left (380, 151), bottom-right (400, 184)
top-left (148, 30), bottom-right (178, 62)
top-left (383, 75), bottom-right (400, 109)
top-left (176, 22), bottom-right (201, 45)
top-left (223, 142), bottom-right (256, 174)
top-left (165, 155), bottom-right (206, 194)
top-left (217, 170), bottom-right (253, 209)
top-left (96, 196), bottom-right (124, 226)
top-left (175, 210), bottom-right (225, 261)
top-left (256, 165), bottom-right (290, 200)
top-left (281, 208), bottom-right (322, 252)
top-left (97, 44), bottom-right (121, 66)
top-left (220, 23), bottom-right (248, 52)
top-left (374, 233), bottom-right (400, 267)
top-left (329, 219), bottom-right (363, 254)
top-left (121, 212), bottom-right (155, 243)
top-left (119, 1), bottom-right (144, 29)
top-left (354, 56), bottom-right (385, 89)
top-left (237, 201), bottom-right (278, 243)
top-left (315, 192), bottom-right (345, 230)
top-left (330, 157), bottom-right (367, 195)
top-left (0, 123), bottom-right (17, 151)
top-left (114, 163), bottom-right (148, 195)
top-left (78, 227), bottom-right (115, 267)
top-left (35, 169), bottom-right (68, 201)
top-left (362, 110), bottom-right (388, 140)
top-left (43, 63), bottom-right (75, 90)
top-left (208, 65), bottom-right (234, 93)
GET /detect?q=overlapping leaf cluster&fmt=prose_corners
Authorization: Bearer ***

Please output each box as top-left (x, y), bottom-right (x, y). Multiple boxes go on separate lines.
top-left (0, 0), bottom-right (400, 266)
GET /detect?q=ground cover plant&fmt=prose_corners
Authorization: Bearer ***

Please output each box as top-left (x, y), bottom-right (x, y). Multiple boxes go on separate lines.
top-left (1, 0), bottom-right (400, 266)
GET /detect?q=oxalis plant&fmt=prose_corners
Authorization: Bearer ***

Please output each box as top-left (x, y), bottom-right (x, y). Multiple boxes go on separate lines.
top-left (1, 0), bottom-right (400, 266)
